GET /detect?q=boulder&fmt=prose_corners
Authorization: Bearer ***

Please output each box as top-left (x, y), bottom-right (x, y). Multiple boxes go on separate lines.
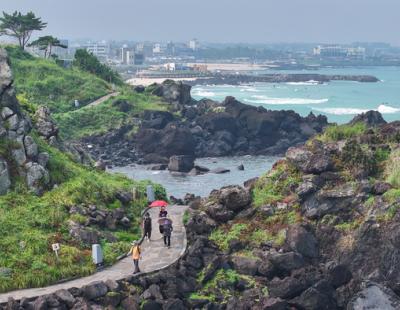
top-left (269, 276), bottom-right (309, 299)
top-left (25, 162), bottom-right (49, 194)
top-left (230, 256), bottom-right (261, 276)
top-left (23, 135), bottom-right (38, 159)
top-left (347, 282), bottom-right (400, 310)
top-left (293, 280), bottom-right (337, 310)
top-left (372, 182), bottom-right (392, 195)
top-left (69, 223), bottom-right (100, 245)
top-left (34, 106), bottom-right (59, 139)
top-left (269, 252), bottom-right (306, 275)
top-left (328, 263), bottom-right (352, 288)
top-left (82, 281), bottom-right (108, 300)
top-left (0, 158), bottom-right (11, 195)
top-left (141, 284), bottom-right (163, 300)
top-left (286, 225), bottom-right (319, 258)
top-left (286, 146), bottom-right (333, 174)
top-left (54, 289), bottom-right (75, 308)
top-left (210, 167), bottom-right (231, 174)
top-left (350, 110), bottom-right (386, 127)
top-left (211, 185), bottom-right (251, 212)
top-left (168, 155), bottom-right (194, 172)
top-left (151, 80), bottom-right (193, 106)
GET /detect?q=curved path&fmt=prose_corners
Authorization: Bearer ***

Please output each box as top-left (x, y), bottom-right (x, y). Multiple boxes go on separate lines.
top-left (0, 205), bottom-right (188, 303)
top-left (85, 91), bottom-right (119, 108)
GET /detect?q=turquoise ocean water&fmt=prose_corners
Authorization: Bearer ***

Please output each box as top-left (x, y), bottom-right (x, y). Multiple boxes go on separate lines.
top-left (191, 67), bottom-right (400, 124)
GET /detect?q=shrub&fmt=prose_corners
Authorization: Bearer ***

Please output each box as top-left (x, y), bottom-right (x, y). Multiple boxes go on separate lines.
top-left (319, 122), bottom-right (366, 142)
top-left (385, 149), bottom-right (400, 188)
top-left (209, 223), bottom-right (248, 251)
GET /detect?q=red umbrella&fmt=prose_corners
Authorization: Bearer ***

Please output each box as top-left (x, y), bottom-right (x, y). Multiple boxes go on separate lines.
top-left (150, 200), bottom-right (168, 207)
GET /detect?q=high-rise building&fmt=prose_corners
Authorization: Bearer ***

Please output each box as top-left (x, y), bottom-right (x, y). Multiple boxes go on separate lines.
top-left (189, 39), bottom-right (199, 51)
top-left (85, 41), bottom-right (109, 60)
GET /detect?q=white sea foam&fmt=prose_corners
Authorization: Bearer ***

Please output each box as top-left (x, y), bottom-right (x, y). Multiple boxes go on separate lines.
top-left (192, 90), bottom-right (216, 97)
top-left (286, 80), bottom-right (320, 86)
top-left (313, 104), bottom-right (400, 115)
top-left (239, 86), bottom-right (260, 92)
top-left (245, 95), bottom-right (328, 105)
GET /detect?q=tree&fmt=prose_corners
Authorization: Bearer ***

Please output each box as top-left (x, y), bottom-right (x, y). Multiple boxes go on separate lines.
top-left (0, 11), bottom-right (47, 49)
top-left (73, 49), bottom-right (123, 85)
top-left (29, 36), bottom-right (67, 58)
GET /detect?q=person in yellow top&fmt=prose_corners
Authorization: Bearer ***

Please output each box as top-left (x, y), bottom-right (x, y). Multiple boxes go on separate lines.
top-left (127, 241), bottom-right (142, 274)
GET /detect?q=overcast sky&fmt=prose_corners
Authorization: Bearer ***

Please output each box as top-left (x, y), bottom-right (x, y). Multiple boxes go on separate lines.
top-left (2, 0), bottom-right (399, 45)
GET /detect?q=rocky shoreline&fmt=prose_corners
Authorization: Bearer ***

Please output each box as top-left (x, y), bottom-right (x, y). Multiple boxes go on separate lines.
top-left (187, 73), bottom-right (379, 86)
top-left (5, 113), bottom-right (400, 309)
top-left (81, 80), bottom-right (328, 168)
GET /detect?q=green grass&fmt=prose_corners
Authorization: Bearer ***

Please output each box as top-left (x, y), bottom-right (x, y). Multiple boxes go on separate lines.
top-left (0, 134), bottom-right (166, 293)
top-left (54, 88), bottom-right (167, 140)
top-left (385, 149), bottom-right (400, 188)
top-left (6, 46), bottom-right (111, 114)
top-left (252, 162), bottom-right (301, 207)
top-left (209, 223), bottom-right (248, 252)
top-left (318, 122), bottom-right (366, 142)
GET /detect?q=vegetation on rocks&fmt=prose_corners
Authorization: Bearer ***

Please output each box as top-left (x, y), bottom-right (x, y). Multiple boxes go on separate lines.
top-left (0, 134), bottom-right (165, 293)
top-left (5, 46), bottom-right (111, 113)
top-left (54, 88), bottom-right (167, 140)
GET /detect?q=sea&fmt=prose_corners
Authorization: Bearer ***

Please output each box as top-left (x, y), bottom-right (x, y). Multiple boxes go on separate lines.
top-left (191, 66), bottom-right (400, 124)
top-left (112, 67), bottom-right (400, 198)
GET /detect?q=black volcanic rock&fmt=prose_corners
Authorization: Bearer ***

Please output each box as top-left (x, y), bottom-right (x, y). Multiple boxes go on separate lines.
top-left (350, 110), bottom-right (387, 127)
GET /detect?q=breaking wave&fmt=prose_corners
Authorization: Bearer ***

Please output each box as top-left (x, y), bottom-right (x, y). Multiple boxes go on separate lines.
top-left (245, 95), bottom-right (328, 105)
top-left (312, 104), bottom-right (400, 115)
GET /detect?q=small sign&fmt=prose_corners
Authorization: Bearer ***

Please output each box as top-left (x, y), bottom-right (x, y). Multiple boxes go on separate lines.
top-left (52, 243), bottom-right (60, 259)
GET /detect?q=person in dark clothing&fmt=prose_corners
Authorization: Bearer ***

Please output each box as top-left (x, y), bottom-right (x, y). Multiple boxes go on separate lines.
top-left (159, 207), bottom-right (168, 234)
top-left (163, 220), bottom-right (173, 248)
top-left (143, 213), bottom-right (152, 242)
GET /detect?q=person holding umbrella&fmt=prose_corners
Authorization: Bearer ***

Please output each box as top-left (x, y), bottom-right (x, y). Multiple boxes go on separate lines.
top-left (149, 200), bottom-right (169, 234)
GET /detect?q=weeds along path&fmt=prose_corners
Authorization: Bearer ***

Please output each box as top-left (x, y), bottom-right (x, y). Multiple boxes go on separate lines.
top-left (0, 205), bottom-right (188, 303)
top-left (85, 91), bottom-right (120, 108)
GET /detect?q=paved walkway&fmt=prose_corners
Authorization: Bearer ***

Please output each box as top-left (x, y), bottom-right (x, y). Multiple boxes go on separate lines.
top-left (0, 205), bottom-right (188, 303)
top-left (85, 91), bottom-right (120, 108)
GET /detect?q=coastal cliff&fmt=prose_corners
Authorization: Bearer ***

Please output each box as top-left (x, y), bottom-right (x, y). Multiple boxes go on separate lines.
top-left (8, 114), bottom-right (400, 309)
top-left (83, 80), bottom-right (328, 166)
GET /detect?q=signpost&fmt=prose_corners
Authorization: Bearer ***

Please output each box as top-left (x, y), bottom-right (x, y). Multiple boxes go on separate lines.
top-left (52, 243), bottom-right (60, 260)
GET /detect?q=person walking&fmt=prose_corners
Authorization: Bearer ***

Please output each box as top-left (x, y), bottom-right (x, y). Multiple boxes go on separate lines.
top-left (163, 219), bottom-right (173, 248)
top-left (127, 241), bottom-right (141, 274)
top-left (159, 206), bottom-right (168, 234)
top-left (143, 212), bottom-right (152, 242)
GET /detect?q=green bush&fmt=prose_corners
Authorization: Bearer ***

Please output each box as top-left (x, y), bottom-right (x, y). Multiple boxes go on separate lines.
top-left (319, 122), bottom-right (366, 142)
top-left (209, 223), bottom-right (248, 251)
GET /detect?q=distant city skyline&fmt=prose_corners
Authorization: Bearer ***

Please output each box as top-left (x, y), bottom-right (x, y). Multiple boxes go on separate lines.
top-left (1, 0), bottom-right (400, 46)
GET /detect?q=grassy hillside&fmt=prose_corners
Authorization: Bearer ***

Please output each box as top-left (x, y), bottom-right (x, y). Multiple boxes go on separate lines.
top-left (0, 46), bottom-right (167, 293)
top-left (5, 46), bottom-right (111, 114)
top-left (54, 88), bottom-right (167, 140)
top-left (0, 133), bottom-right (165, 292)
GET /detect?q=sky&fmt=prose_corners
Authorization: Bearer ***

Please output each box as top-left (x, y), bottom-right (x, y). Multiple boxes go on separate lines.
top-left (1, 0), bottom-right (399, 45)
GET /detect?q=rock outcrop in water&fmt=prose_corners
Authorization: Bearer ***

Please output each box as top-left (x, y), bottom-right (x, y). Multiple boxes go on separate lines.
top-left (188, 73), bottom-right (380, 86)
top-left (83, 80), bottom-right (328, 166)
